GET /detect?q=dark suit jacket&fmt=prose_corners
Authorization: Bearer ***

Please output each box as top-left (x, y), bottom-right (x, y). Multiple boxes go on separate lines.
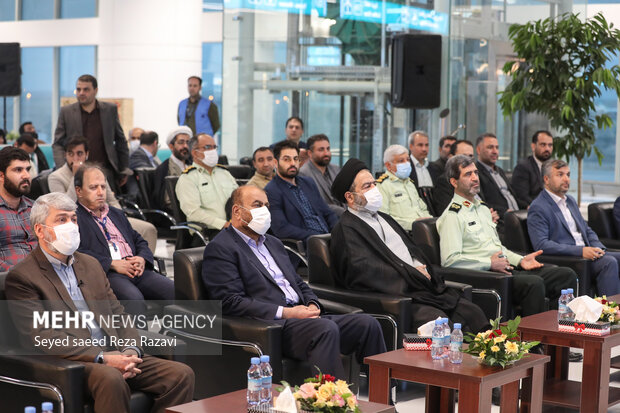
top-left (330, 211), bottom-right (460, 312)
top-left (432, 173), bottom-right (454, 216)
top-left (476, 160), bottom-right (525, 218)
top-left (265, 175), bottom-right (338, 241)
top-left (129, 147), bottom-right (158, 169)
top-left (428, 157), bottom-right (446, 182)
top-left (154, 158), bottom-right (172, 210)
top-left (202, 226), bottom-right (319, 320)
top-left (76, 203), bottom-right (154, 273)
top-left (613, 197), bottom-right (620, 236)
top-left (5, 247), bottom-right (141, 361)
top-left (408, 158), bottom-right (437, 215)
top-left (53, 101), bottom-right (129, 175)
top-left (511, 156), bottom-right (543, 207)
top-left (528, 190), bottom-right (604, 256)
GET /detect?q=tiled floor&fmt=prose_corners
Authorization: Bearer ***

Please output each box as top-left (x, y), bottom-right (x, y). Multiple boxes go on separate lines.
top-left (155, 237), bottom-right (620, 412)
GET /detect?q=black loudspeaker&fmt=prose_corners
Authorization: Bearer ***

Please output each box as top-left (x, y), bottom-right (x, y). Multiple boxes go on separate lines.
top-left (0, 43), bottom-right (21, 97)
top-left (391, 34), bottom-right (441, 109)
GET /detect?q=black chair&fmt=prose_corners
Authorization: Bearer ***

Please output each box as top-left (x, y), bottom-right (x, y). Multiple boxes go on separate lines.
top-left (29, 169), bottom-right (53, 200)
top-left (163, 247), bottom-right (361, 399)
top-left (0, 272), bottom-right (185, 413)
top-left (418, 186), bottom-right (437, 216)
top-left (503, 210), bottom-right (592, 296)
top-left (164, 176), bottom-right (209, 249)
top-left (225, 165), bottom-right (253, 180)
top-left (307, 234), bottom-right (479, 351)
top-left (133, 168), bottom-right (177, 237)
top-left (588, 202), bottom-right (620, 249)
top-left (411, 218), bottom-right (508, 319)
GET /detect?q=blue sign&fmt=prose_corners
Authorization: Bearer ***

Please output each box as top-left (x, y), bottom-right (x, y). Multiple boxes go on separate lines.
top-left (224, 0), bottom-right (327, 17)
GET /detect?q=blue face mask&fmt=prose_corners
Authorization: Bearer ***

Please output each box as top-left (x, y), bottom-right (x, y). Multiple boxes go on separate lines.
top-left (395, 162), bottom-right (412, 180)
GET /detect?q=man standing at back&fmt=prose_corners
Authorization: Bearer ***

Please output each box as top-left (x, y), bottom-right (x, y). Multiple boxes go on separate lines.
top-left (53, 74), bottom-right (131, 193)
top-left (178, 76), bottom-right (220, 136)
top-left (511, 130), bottom-right (553, 207)
top-left (299, 134), bottom-right (345, 215)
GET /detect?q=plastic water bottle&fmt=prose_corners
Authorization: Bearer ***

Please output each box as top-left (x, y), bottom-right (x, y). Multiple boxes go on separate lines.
top-left (259, 355), bottom-right (273, 404)
top-left (42, 402), bottom-right (53, 413)
top-left (431, 319), bottom-right (444, 360)
top-left (247, 357), bottom-right (262, 406)
top-left (558, 289), bottom-right (568, 321)
top-left (566, 288), bottom-right (575, 319)
top-left (442, 318), bottom-right (451, 358)
top-left (449, 323), bottom-right (464, 364)
top-left (24, 408), bottom-right (36, 413)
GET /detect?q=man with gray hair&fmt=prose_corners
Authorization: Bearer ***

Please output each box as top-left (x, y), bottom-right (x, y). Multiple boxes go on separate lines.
top-left (376, 144), bottom-right (431, 231)
top-left (528, 159), bottom-right (620, 295)
top-left (6, 192), bottom-right (194, 412)
top-left (437, 155), bottom-right (578, 316)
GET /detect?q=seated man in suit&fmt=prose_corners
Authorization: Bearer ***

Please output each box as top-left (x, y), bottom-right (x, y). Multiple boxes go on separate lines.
top-left (377, 144), bottom-right (431, 230)
top-left (299, 134), bottom-right (345, 216)
top-left (511, 130), bottom-right (553, 208)
top-left (437, 155), bottom-right (577, 316)
top-left (49, 136), bottom-right (158, 253)
top-left (265, 140), bottom-right (338, 243)
top-left (529, 159), bottom-right (620, 295)
top-left (475, 133), bottom-right (526, 221)
top-left (330, 158), bottom-right (489, 333)
top-left (129, 131), bottom-right (161, 169)
top-left (202, 185), bottom-right (386, 378)
top-left (6, 192), bottom-right (194, 413)
top-left (75, 164), bottom-right (174, 315)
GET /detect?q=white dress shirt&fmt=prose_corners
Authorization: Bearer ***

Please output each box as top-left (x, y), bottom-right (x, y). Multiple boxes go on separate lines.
top-left (410, 155), bottom-right (433, 187)
top-left (545, 189), bottom-right (585, 246)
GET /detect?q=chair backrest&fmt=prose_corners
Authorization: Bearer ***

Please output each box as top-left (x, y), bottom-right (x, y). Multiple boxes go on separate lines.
top-left (0, 271), bottom-right (20, 347)
top-left (588, 202), bottom-right (616, 239)
top-left (307, 234), bottom-right (335, 286)
top-left (173, 247), bottom-right (208, 300)
top-left (226, 165), bottom-right (253, 179)
top-left (135, 167), bottom-right (157, 209)
top-left (503, 210), bottom-right (533, 253)
top-left (410, 218), bottom-right (441, 265)
top-left (165, 175), bottom-right (186, 223)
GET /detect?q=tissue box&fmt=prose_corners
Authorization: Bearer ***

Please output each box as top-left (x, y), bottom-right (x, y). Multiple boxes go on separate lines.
top-left (558, 319), bottom-right (610, 336)
top-left (403, 334), bottom-right (433, 351)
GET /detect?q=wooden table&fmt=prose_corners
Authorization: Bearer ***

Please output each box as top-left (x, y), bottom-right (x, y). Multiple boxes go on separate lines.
top-left (518, 308), bottom-right (620, 413)
top-left (165, 386), bottom-right (395, 413)
top-left (364, 348), bottom-right (549, 413)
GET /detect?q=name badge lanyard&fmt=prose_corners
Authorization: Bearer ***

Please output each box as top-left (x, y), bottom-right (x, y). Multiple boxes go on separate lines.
top-left (97, 216), bottom-right (119, 255)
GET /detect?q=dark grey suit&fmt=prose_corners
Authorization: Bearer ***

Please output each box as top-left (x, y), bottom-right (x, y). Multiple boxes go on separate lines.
top-left (511, 155), bottom-right (544, 207)
top-left (298, 161), bottom-right (345, 216)
top-left (53, 101), bottom-right (129, 177)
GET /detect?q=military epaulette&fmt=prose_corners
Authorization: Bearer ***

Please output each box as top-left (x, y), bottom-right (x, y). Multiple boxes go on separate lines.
top-left (480, 200), bottom-right (489, 208)
top-left (182, 165), bottom-right (196, 174)
top-left (376, 173), bottom-right (389, 183)
top-left (449, 202), bottom-right (462, 213)
top-left (216, 164), bottom-right (227, 169)
top-left (409, 178), bottom-right (416, 185)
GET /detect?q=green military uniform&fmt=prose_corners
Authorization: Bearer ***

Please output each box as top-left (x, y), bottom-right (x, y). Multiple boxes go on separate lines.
top-left (376, 170), bottom-right (430, 231)
top-left (436, 193), bottom-right (577, 316)
top-left (247, 172), bottom-right (272, 190)
top-left (175, 162), bottom-right (238, 230)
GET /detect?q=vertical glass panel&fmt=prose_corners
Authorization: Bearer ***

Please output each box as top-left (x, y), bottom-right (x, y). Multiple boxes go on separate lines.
top-left (60, 0), bottom-right (96, 18)
top-left (0, 97), bottom-right (14, 137)
top-left (201, 43), bottom-right (223, 119)
top-left (20, 47), bottom-right (53, 142)
top-left (21, 0), bottom-right (54, 20)
top-left (59, 46), bottom-right (96, 100)
top-left (203, 0), bottom-right (223, 12)
top-left (582, 55), bottom-right (619, 183)
top-left (0, 0), bottom-right (16, 21)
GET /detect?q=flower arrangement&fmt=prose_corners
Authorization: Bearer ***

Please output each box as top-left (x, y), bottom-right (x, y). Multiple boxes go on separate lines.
top-left (594, 296), bottom-right (620, 325)
top-left (281, 368), bottom-right (360, 413)
top-left (462, 316), bottom-right (539, 368)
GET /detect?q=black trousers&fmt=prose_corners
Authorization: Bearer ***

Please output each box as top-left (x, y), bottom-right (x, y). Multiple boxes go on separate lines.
top-left (410, 298), bottom-right (491, 335)
top-left (281, 313), bottom-right (386, 379)
top-left (512, 265), bottom-right (578, 316)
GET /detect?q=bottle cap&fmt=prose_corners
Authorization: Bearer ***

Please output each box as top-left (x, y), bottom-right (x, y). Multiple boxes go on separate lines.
top-left (442, 318), bottom-right (449, 323)
top-left (42, 402), bottom-right (54, 411)
top-left (251, 357), bottom-right (260, 364)
top-left (567, 288), bottom-right (574, 294)
top-left (260, 355), bottom-right (270, 363)
top-left (561, 289), bottom-right (567, 295)
top-left (453, 323), bottom-right (461, 329)
top-left (25, 408), bottom-right (36, 413)
top-left (435, 319), bottom-right (442, 325)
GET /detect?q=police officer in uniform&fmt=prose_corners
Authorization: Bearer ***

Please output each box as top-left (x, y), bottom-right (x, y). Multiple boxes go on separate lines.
top-left (437, 155), bottom-right (577, 317)
top-left (175, 133), bottom-right (238, 238)
top-left (377, 144), bottom-right (431, 232)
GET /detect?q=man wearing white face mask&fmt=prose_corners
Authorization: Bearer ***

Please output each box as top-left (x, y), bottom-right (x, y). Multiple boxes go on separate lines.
top-left (330, 159), bottom-right (491, 334)
top-left (376, 144), bottom-right (431, 232)
top-left (5, 192), bottom-right (195, 413)
top-left (203, 185), bottom-right (386, 378)
top-left (176, 133), bottom-right (238, 236)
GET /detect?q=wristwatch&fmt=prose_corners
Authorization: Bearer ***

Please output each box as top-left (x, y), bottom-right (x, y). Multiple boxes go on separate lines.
top-left (95, 351), bottom-right (104, 364)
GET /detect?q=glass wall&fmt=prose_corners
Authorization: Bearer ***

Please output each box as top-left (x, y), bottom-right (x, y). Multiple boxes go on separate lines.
top-left (59, 46), bottom-right (97, 98)
top-left (20, 47), bottom-right (54, 142)
top-left (20, 0), bottom-right (54, 20)
top-left (202, 42), bottom-right (223, 121)
top-left (0, 0), bottom-right (96, 20)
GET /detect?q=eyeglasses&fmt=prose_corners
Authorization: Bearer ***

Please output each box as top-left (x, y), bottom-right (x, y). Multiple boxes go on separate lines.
top-left (197, 144), bottom-right (218, 150)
